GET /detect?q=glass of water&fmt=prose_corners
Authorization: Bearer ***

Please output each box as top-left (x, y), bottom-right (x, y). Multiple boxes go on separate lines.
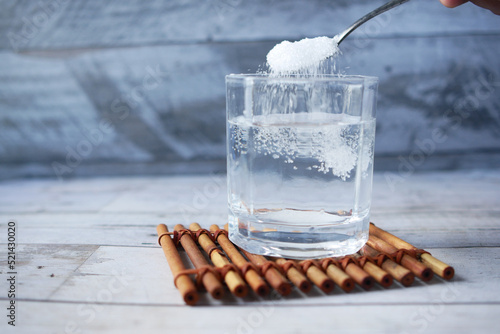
top-left (226, 74), bottom-right (378, 259)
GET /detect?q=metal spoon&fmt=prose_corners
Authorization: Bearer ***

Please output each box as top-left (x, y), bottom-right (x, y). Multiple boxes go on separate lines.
top-left (335, 0), bottom-right (411, 45)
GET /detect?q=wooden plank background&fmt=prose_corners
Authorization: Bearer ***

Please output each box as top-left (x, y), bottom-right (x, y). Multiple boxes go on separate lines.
top-left (0, 170), bottom-right (499, 333)
top-left (1, 0), bottom-right (499, 179)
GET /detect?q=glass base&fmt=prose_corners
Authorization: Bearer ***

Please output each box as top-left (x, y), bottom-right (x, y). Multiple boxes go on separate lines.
top-left (228, 214), bottom-right (369, 259)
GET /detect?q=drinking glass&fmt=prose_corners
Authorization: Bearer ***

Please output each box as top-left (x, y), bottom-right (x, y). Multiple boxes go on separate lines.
top-left (226, 74), bottom-right (378, 259)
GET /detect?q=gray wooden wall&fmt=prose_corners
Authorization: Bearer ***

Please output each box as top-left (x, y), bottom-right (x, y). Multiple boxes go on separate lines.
top-left (1, 0), bottom-right (499, 179)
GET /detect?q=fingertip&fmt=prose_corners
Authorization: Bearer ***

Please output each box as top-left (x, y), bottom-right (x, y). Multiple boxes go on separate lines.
top-left (440, 0), bottom-right (469, 8)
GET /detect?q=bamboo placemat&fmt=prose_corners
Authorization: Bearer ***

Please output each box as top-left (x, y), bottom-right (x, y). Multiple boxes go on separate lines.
top-left (156, 222), bottom-right (454, 306)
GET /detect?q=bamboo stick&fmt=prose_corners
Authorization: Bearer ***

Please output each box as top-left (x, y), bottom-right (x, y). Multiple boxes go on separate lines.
top-left (209, 225), bottom-right (269, 297)
top-left (174, 224), bottom-right (224, 299)
top-left (355, 255), bottom-right (393, 288)
top-left (362, 245), bottom-right (414, 287)
top-left (274, 258), bottom-right (311, 293)
top-left (222, 224), bottom-right (291, 296)
top-left (240, 249), bottom-right (292, 296)
top-left (156, 224), bottom-right (199, 306)
top-left (419, 253), bottom-right (454, 280)
top-left (365, 261), bottom-right (392, 287)
top-left (190, 223), bottom-right (248, 297)
top-left (320, 259), bottom-right (355, 292)
top-left (369, 223), bottom-right (454, 280)
top-left (298, 260), bottom-right (335, 293)
top-left (367, 234), bottom-right (434, 282)
top-left (337, 257), bottom-right (374, 290)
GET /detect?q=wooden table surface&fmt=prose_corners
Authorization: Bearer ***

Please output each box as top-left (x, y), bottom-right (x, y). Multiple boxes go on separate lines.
top-left (1, 170), bottom-right (499, 333)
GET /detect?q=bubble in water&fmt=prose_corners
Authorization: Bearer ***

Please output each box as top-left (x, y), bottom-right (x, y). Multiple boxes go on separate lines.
top-left (229, 113), bottom-right (375, 180)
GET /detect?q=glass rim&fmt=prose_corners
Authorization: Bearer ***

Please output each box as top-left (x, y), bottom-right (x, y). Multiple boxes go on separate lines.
top-left (226, 73), bottom-right (378, 84)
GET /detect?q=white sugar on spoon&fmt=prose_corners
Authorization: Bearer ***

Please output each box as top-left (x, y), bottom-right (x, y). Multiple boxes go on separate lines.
top-left (266, 36), bottom-right (340, 75)
top-left (266, 0), bottom-right (411, 75)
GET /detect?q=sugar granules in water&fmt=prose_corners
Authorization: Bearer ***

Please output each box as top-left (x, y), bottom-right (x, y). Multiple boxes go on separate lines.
top-left (266, 36), bottom-right (340, 75)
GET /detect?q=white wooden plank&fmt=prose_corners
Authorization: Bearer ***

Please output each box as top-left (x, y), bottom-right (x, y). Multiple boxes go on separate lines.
top-left (0, 244), bottom-right (98, 300)
top-left (0, 171), bottom-right (498, 333)
top-left (10, 301), bottom-right (500, 334)
top-left (0, 174), bottom-right (228, 215)
top-left (1, 171), bottom-right (499, 214)
top-left (0, 171), bottom-right (499, 248)
top-left (2, 244), bottom-right (499, 306)
top-left (1, 0), bottom-right (499, 51)
top-left (1, 33), bottom-right (500, 178)
top-left (46, 246), bottom-right (190, 307)
top-left (34, 246), bottom-right (500, 305)
top-left (1, 210), bottom-right (497, 248)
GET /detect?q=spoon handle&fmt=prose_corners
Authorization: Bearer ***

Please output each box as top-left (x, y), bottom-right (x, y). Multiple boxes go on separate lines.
top-left (336, 0), bottom-right (411, 45)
